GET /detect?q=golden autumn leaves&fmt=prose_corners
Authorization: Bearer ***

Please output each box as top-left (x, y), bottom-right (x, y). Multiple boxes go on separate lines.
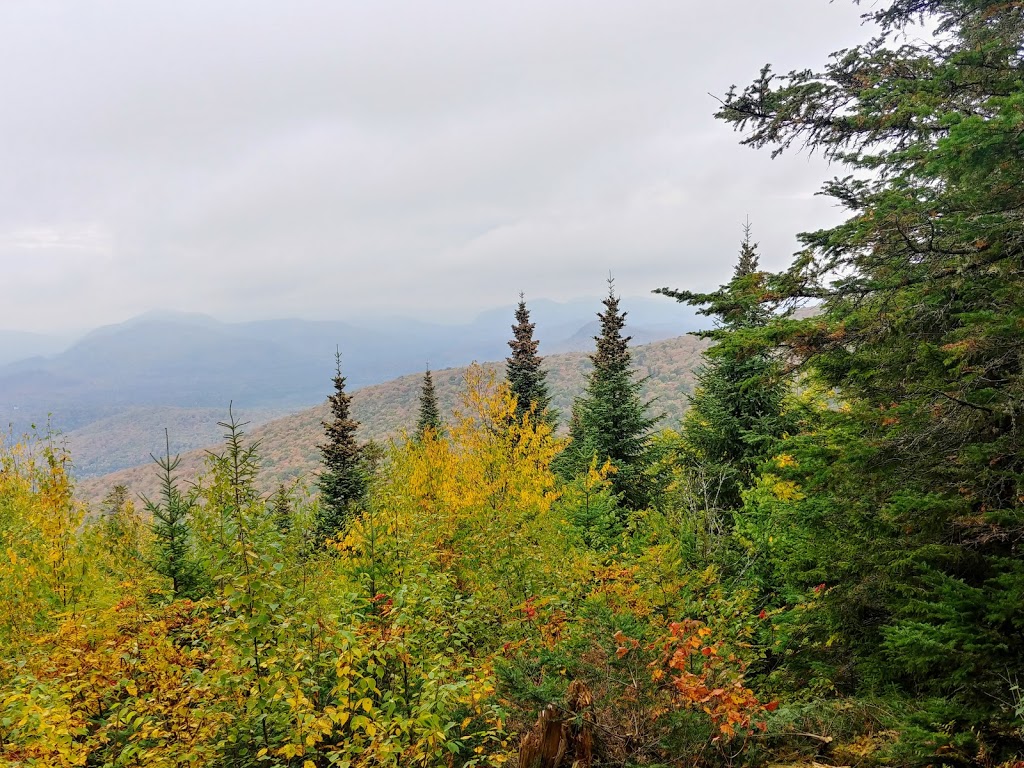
top-left (0, 368), bottom-right (780, 766)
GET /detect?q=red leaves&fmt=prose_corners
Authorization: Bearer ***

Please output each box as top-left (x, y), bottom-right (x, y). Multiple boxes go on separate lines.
top-left (521, 596), bottom-right (538, 621)
top-left (647, 619), bottom-right (768, 742)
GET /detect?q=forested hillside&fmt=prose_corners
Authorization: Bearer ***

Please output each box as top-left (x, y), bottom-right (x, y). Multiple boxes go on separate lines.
top-left (2, 2), bottom-right (1023, 767)
top-left (75, 333), bottom-right (708, 503)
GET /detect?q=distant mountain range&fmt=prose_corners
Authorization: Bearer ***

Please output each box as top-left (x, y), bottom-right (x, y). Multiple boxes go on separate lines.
top-left (74, 332), bottom-right (711, 505)
top-left (0, 296), bottom-right (701, 477)
top-left (0, 330), bottom-right (73, 366)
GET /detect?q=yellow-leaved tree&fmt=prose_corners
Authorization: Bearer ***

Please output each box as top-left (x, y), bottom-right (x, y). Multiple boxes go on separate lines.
top-left (355, 365), bottom-right (582, 620)
top-left (0, 435), bottom-right (89, 647)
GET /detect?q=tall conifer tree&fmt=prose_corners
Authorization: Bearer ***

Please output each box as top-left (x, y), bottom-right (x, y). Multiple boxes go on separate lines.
top-left (562, 279), bottom-right (659, 509)
top-left (315, 350), bottom-right (366, 542)
top-left (713, 0), bottom-right (1024, 746)
top-left (506, 294), bottom-right (554, 426)
top-left (655, 222), bottom-right (790, 512)
top-left (416, 368), bottom-right (442, 437)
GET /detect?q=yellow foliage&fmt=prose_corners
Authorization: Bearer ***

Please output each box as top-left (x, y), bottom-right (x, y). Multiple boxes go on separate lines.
top-left (769, 478), bottom-right (805, 502)
top-left (773, 453), bottom-right (798, 469)
top-left (1, 599), bottom-right (227, 767)
top-left (350, 366), bottom-right (579, 619)
top-left (0, 436), bottom-right (88, 646)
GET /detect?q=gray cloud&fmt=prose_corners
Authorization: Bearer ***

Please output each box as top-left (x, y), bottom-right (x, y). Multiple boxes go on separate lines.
top-left (0, 0), bottom-right (870, 332)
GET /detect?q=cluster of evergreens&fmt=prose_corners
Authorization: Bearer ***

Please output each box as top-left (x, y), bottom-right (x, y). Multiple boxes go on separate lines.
top-left (2, 1), bottom-right (1023, 765)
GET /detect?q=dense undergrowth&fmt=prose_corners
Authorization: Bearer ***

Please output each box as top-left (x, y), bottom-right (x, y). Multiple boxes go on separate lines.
top-left (0, 375), bottom-right (779, 768)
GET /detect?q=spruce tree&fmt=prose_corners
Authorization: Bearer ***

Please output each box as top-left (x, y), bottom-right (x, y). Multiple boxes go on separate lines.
top-left (715, 0), bottom-right (1024, 747)
top-left (655, 222), bottom-right (790, 511)
top-left (562, 279), bottom-right (659, 509)
top-left (144, 429), bottom-right (204, 600)
top-left (733, 218), bottom-right (759, 279)
top-left (416, 367), bottom-right (442, 437)
top-left (270, 484), bottom-right (293, 536)
top-left (315, 350), bottom-right (366, 542)
top-left (506, 293), bottom-right (555, 426)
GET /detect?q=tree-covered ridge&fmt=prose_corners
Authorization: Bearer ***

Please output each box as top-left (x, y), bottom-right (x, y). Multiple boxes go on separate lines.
top-left (74, 334), bottom-right (709, 505)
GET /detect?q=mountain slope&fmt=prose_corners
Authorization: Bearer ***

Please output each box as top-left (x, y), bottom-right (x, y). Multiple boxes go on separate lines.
top-left (75, 333), bottom-right (710, 504)
top-left (2, 298), bottom-right (700, 445)
top-left (63, 406), bottom-right (293, 477)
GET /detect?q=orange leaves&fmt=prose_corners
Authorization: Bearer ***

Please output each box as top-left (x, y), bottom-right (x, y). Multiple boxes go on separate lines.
top-left (650, 619), bottom-right (769, 742)
top-left (613, 630), bottom-right (640, 659)
top-left (518, 597), bottom-right (568, 649)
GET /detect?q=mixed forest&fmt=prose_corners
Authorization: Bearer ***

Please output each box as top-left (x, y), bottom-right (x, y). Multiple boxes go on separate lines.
top-left (2, 2), bottom-right (1024, 765)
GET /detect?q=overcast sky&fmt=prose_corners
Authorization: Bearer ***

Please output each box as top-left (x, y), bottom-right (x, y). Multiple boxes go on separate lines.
top-left (0, 1), bottom-right (873, 334)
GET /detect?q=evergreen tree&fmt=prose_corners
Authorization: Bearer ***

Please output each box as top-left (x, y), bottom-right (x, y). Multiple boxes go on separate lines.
top-left (101, 484), bottom-right (131, 518)
top-left (732, 218), bottom-right (759, 279)
top-left (270, 484), bottom-right (293, 536)
top-left (717, 0), bottom-right (1024, 750)
top-left (416, 367), bottom-right (442, 437)
top-left (655, 222), bottom-right (791, 511)
top-left (315, 350), bottom-right (366, 542)
top-left (143, 430), bottom-right (204, 600)
top-left (505, 293), bottom-right (555, 426)
top-left (561, 279), bottom-right (660, 509)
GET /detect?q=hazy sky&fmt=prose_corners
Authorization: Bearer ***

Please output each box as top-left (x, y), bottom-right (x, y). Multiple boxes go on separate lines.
top-left (0, 1), bottom-right (872, 333)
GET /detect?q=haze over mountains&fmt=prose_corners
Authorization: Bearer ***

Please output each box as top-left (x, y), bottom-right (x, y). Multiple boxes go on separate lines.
top-left (0, 330), bottom-right (73, 366)
top-left (0, 295), bottom-right (701, 478)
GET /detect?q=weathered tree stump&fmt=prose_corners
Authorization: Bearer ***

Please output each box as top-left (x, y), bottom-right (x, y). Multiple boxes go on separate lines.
top-left (518, 680), bottom-right (593, 768)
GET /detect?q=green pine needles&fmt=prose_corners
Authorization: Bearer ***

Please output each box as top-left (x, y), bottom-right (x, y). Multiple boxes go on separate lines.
top-left (315, 350), bottom-right (367, 543)
top-left (709, 0), bottom-right (1024, 750)
top-left (561, 278), bottom-right (660, 510)
top-left (143, 429), bottom-right (205, 601)
top-left (416, 367), bottom-right (442, 438)
top-left (506, 294), bottom-right (555, 427)
top-left (656, 222), bottom-right (792, 512)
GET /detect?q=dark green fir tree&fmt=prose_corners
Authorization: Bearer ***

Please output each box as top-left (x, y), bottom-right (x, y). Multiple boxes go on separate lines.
top-left (270, 484), bottom-right (293, 537)
top-left (712, 0), bottom-right (1024, 750)
top-left (315, 350), bottom-right (366, 543)
top-left (655, 221), bottom-right (791, 511)
top-left (506, 293), bottom-right (555, 427)
top-left (416, 367), bottom-right (442, 437)
top-left (561, 278), bottom-right (660, 509)
top-left (143, 429), bottom-right (205, 600)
